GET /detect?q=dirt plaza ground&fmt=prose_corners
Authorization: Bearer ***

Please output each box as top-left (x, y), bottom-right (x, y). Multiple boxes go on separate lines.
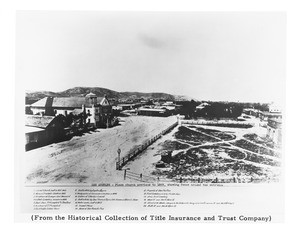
top-left (124, 121), bottom-right (281, 183)
top-left (24, 115), bottom-right (281, 184)
top-left (24, 116), bottom-right (177, 183)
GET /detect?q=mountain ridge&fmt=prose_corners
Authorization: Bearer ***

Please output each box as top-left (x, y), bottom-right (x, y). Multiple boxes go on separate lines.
top-left (26, 87), bottom-right (198, 103)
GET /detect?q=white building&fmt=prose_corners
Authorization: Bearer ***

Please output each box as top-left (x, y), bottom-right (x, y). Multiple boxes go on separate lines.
top-left (266, 118), bottom-right (282, 146)
top-left (29, 93), bottom-right (112, 128)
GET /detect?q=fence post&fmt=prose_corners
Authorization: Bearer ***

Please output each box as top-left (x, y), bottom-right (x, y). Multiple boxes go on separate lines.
top-left (140, 173), bottom-right (143, 181)
top-left (124, 169), bottom-right (127, 180)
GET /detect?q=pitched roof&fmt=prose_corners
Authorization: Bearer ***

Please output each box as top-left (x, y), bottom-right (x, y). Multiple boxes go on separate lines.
top-left (31, 96), bottom-right (108, 108)
top-left (30, 97), bottom-right (48, 107)
top-left (160, 106), bottom-right (176, 110)
top-left (260, 111), bottom-right (282, 116)
top-left (138, 108), bottom-right (166, 112)
top-left (25, 115), bottom-right (56, 129)
top-left (25, 126), bottom-right (45, 133)
top-left (52, 97), bottom-right (91, 107)
top-left (268, 118), bottom-right (282, 123)
top-left (85, 92), bottom-right (97, 97)
top-left (72, 108), bottom-right (83, 115)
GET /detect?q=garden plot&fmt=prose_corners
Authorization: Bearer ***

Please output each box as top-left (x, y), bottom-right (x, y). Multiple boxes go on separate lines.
top-left (244, 151), bottom-right (280, 167)
top-left (152, 145), bottom-right (278, 182)
top-left (146, 124), bottom-right (281, 182)
top-left (189, 126), bottom-right (236, 141)
top-left (158, 140), bottom-right (190, 151)
top-left (230, 139), bottom-right (281, 158)
top-left (243, 133), bottom-right (280, 150)
top-left (174, 126), bottom-right (219, 145)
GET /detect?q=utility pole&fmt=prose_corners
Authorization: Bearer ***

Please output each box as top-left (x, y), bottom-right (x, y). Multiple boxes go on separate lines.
top-left (117, 148), bottom-right (121, 170)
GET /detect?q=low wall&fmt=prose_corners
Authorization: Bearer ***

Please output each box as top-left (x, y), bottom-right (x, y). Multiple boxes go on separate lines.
top-left (181, 119), bottom-right (254, 127)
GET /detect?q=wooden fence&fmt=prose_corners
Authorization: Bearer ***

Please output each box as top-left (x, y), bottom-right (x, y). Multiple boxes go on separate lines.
top-left (116, 121), bottom-right (178, 170)
top-left (172, 176), bottom-right (277, 183)
top-left (124, 170), bottom-right (158, 182)
top-left (181, 120), bottom-right (254, 127)
top-left (123, 170), bottom-right (278, 183)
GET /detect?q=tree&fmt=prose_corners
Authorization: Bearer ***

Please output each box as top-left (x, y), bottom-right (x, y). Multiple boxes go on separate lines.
top-left (181, 100), bottom-right (197, 119)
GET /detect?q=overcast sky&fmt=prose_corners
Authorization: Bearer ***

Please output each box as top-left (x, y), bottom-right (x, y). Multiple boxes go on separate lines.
top-left (16, 11), bottom-right (285, 103)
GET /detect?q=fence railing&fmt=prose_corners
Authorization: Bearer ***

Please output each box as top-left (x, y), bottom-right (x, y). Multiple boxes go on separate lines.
top-left (124, 170), bottom-right (158, 182)
top-left (172, 176), bottom-right (278, 183)
top-left (116, 121), bottom-right (178, 170)
top-left (181, 120), bottom-right (254, 127)
top-left (123, 170), bottom-right (278, 183)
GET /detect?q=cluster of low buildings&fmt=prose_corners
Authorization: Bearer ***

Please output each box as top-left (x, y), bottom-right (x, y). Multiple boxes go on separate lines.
top-left (243, 109), bottom-right (282, 122)
top-left (25, 94), bottom-right (183, 150)
top-left (266, 118), bottom-right (282, 146)
top-left (25, 93), bottom-right (113, 150)
top-left (25, 115), bottom-right (65, 151)
top-left (29, 92), bottom-right (112, 127)
top-left (113, 101), bottom-right (182, 117)
top-left (25, 93), bottom-right (283, 150)
top-left (243, 103), bottom-right (282, 146)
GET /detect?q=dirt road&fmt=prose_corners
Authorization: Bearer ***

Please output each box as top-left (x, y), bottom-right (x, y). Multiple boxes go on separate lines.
top-left (24, 116), bottom-right (177, 184)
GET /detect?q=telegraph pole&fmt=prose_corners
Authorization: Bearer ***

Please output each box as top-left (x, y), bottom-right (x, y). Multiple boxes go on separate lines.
top-left (117, 148), bottom-right (121, 170)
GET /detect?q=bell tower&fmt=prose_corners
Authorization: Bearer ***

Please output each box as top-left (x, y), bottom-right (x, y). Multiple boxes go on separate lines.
top-left (85, 92), bottom-right (97, 104)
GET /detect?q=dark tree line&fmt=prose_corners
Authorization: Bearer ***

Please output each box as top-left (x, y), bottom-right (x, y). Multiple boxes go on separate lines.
top-left (177, 100), bottom-right (197, 119)
top-left (196, 102), bottom-right (243, 119)
top-left (177, 100), bottom-right (264, 119)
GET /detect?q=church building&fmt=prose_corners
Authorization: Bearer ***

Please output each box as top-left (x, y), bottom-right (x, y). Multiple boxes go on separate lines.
top-left (29, 93), bottom-right (112, 128)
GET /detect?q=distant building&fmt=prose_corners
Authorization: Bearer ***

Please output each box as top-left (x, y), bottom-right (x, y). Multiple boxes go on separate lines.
top-left (162, 101), bottom-right (174, 106)
top-left (25, 115), bottom-right (65, 151)
top-left (266, 118), bottom-right (282, 145)
top-left (268, 103), bottom-right (282, 113)
top-left (160, 106), bottom-right (176, 115)
top-left (243, 108), bottom-right (260, 117)
top-left (117, 104), bottom-right (134, 110)
top-left (29, 93), bottom-right (112, 128)
top-left (137, 105), bottom-right (177, 117)
top-left (258, 111), bottom-right (282, 121)
top-left (196, 102), bottom-right (210, 111)
top-left (117, 103), bottom-right (141, 110)
top-left (243, 108), bottom-right (282, 121)
top-left (137, 107), bottom-right (170, 117)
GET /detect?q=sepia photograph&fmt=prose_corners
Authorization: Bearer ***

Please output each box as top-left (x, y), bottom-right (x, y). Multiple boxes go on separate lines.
top-left (18, 11), bottom-right (285, 185)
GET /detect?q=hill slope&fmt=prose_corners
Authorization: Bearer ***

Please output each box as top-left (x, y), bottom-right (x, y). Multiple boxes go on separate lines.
top-left (26, 87), bottom-right (197, 104)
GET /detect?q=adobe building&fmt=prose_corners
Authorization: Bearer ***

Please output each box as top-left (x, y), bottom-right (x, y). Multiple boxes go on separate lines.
top-left (25, 115), bottom-right (65, 151)
top-left (266, 118), bottom-right (282, 146)
top-left (137, 107), bottom-right (170, 117)
top-left (29, 93), bottom-right (112, 128)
